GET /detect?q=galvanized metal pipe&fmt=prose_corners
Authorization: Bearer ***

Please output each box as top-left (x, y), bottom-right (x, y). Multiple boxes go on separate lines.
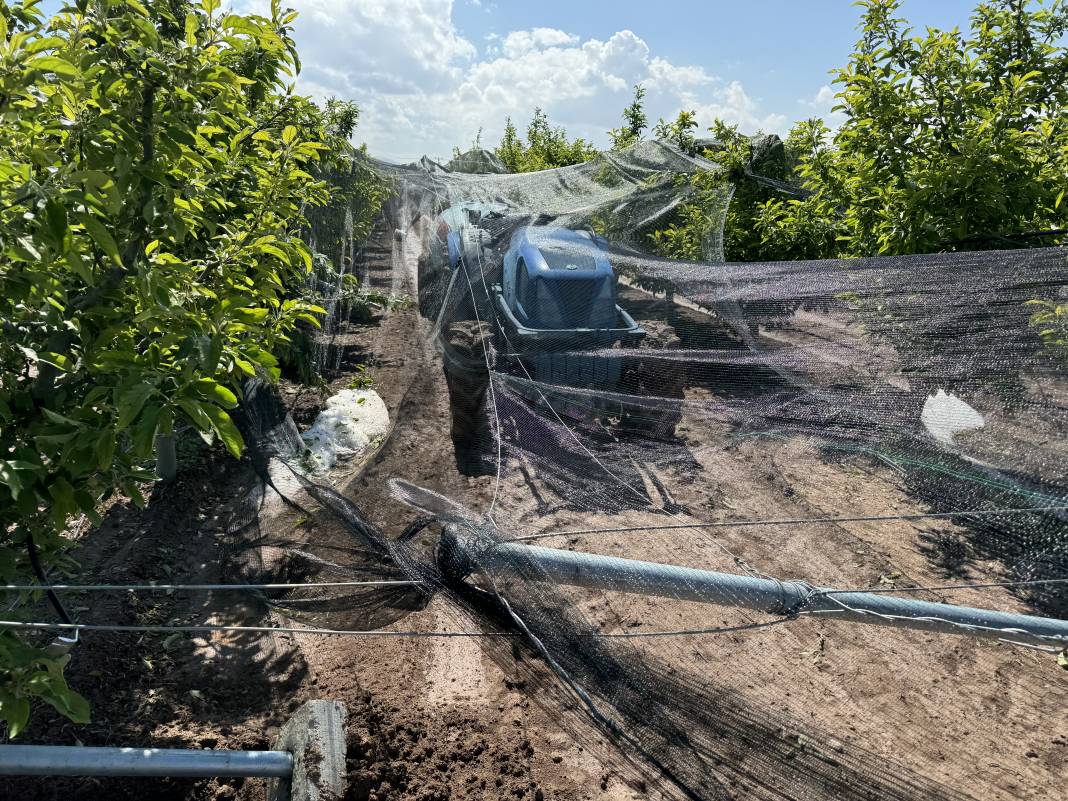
top-left (0, 745), bottom-right (293, 778)
top-left (470, 540), bottom-right (1068, 648)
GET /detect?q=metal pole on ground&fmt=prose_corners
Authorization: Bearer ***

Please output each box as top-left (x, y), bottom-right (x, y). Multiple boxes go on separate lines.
top-left (444, 528), bottom-right (1068, 648)
top-left (0, 700), bottom-right (347, 801)
top-left (0, 746), bottom-right (293, 777)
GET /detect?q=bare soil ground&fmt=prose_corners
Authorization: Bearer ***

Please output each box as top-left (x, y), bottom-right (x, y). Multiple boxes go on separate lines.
top-left (10, 220), bottom-right (1066, 801)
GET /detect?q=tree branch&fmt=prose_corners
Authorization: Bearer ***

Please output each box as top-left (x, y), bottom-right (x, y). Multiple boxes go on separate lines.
top-left (71, 83), bottom-right (157, 312)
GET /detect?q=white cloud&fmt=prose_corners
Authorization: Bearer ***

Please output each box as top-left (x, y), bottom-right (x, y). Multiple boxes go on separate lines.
top-left (693, 80), bottom-right (788, 136)
top-left (272, 0), bottom-right (798, 161)
top-left (580, 30), bottom-right (651, 91)
top-left (799, 84), bottom-right (847, 130)
top-left (648, 57), bottom-right (716, 93)
top-left (502, 27), bottom-right (579, 55)
top-left (256, 0), bottom-right (475, 96)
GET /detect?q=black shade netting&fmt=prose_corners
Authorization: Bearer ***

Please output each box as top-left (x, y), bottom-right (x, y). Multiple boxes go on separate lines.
top-left (223, 141), bottom-right (1068, 801)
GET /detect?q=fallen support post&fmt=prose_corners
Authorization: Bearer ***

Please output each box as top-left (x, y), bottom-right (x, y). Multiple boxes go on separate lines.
top-left (444, 528), bottom-right (1068, 648)
top-left (269, 699), bottom-right (347, 801)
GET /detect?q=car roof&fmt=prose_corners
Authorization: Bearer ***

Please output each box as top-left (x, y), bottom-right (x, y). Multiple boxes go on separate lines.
top-left (520, 226), bottom-right (596, 249)
top-left (515, 226), bottom-right (612, 275)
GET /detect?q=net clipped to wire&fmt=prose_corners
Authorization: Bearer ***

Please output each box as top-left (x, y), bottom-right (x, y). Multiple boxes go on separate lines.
top-left (200, 139), bottom-right (1068, 800)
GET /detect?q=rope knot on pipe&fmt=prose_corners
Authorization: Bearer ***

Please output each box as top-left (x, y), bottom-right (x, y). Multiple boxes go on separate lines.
top-left (774, 580), bottom-right (820, 619)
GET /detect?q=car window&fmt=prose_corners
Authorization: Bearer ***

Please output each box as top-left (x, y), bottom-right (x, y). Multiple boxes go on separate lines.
top-left (541, 246), bottom-right (598, 272)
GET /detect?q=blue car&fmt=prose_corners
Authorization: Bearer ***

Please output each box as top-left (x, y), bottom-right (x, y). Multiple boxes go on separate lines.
top-left (423, 205), bottom-right (676, 444)
top-left (494, 225), bottom-right (644, 348)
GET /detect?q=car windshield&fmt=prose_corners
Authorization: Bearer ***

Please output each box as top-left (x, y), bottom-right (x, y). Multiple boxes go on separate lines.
top-left (539, 245), bottom-right (598, 272)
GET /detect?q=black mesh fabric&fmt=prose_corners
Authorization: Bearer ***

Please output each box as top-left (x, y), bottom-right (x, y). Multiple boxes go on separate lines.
top-left (225, 142), bottom-right (1068, 800)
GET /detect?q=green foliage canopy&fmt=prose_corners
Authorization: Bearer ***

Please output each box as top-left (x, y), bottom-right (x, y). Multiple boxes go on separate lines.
top-left (654, 0), bottom-right (1068, 263)
top-left (0, 0), bottom-right (374, 735)
top-left (653, 110), bottom-right (699, 156)
top-left (608, 84), bottom-right (648, 151)
top-left (494, 108), bottom-right (598, 173)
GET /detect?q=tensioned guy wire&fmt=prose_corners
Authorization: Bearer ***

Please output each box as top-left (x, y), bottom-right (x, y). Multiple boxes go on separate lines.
top-left (822, 576), bottom-right (1068, 594)
top-left (513, 505), bottom-right (1068, 542)
top-left (6, 608), bottom-right (1067, 643)
top-left (0, 620), bottom-right (511, 637)
top-left (2, 579), bottom-right (420, 592)
top-left (0, 617), bottom-right (794, 640)
top-left (7, 575), bottom-right (1066, 601)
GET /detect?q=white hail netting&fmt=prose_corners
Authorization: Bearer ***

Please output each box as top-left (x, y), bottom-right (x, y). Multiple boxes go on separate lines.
top-left (227, 141), bottom-right (1068, 801)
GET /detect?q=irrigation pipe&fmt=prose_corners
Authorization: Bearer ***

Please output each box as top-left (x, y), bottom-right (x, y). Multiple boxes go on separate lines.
top-left (0, 745), bottom-right (292, 778)
top-left (444, 529), bottom-right (1068, 648)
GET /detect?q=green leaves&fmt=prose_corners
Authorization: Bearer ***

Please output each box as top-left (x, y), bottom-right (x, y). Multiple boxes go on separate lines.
top-left (177, 391), bottom-right (243, 457)
top-left (114, 384), bottom-right (157, 431)
top-left (0, 460), bottom-right (41, 501)
top-left (0, 0), bottom-right (384, 736)
top-left (39, 670), bottom-right (91, 724)
top-left (43, 199), bottom-right (68, 250)
top-left (1026, 299), bottom-right (1068, 350)
top-left (232, 306), bottom-right (269, 324)
top-left (653, 110), bottom-right (699, 155)
top-left (494, 108), bottom-right (598, 172)
top-left (176, 397), bottom-right (212, 432)
top-left (48, 476), bottom-right (80, 524)
top-left (194, 378), bottom-right (238, 409)
top-left (28, 56), bottom-right (77, 78)
top-left (202, 404), bottom-right (243, 457)
top-left (176, 397), bottom-right (243, 457)
top-left (0, 633), bottom-right (89, 738)
top-left (0, 692), bottom-right (31, 739)
top-left (74, 213), bottom-right (122, 266)
top-left (655, 0), bottom-right (1068, 263)
top-left (184, 12), bottom-right (199, 46)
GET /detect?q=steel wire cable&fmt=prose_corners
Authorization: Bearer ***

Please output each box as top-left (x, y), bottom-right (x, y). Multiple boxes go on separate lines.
top-left (0, 620), bottom-right (513, 637)
top-left (513, 505), bottom-right (1068, 542)
top-left (822, 577), bottom-right (1068, 595)
top-left (1, 580), bottom-right (421, 592)
top-left (1, 617), bottom-right (794, 640)
top-left (811, 594), bottom-right (1068, 645)
top-left (6, 573), bottom-right (1068, 642)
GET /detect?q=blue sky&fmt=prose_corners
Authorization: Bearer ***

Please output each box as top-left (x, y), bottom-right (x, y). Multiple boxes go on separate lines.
top-left (39, 0), bottom-right (985, 161)
top-left (453, 1), bottom-right (980, 83)
top-left (281, 0), bottom-right (982, 161)
top-left (445, 0), bottom-right (981, 145)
